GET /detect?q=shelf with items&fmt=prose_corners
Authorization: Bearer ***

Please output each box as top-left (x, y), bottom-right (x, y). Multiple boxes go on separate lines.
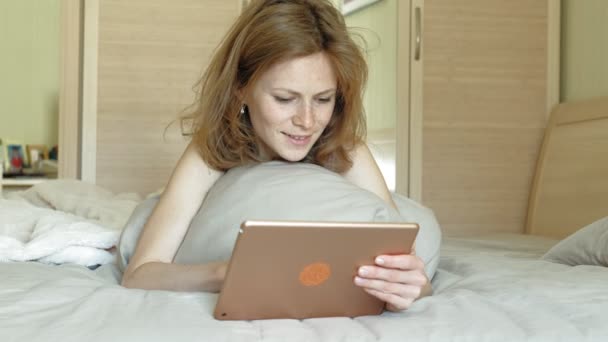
top-left (0, 160), bottom-right (58, 192)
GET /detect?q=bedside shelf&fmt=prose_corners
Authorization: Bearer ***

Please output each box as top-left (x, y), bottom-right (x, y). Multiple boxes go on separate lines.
top-left (0, 174), bottom-right (57, 193)
top-left (1, 178), bottom-right (50, 187)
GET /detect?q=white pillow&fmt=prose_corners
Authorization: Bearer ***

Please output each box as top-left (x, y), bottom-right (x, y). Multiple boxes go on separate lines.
top-left (118, 162), bottom-right (442, 278)
top-left (541, 216), bottom-right (608, 267)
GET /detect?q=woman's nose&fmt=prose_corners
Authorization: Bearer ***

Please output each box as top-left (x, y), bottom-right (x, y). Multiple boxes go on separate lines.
top-left (292, 104), bottom-right (314, 130)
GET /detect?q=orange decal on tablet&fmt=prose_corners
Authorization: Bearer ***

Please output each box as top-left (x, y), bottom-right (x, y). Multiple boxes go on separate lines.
top-left (299, 262), bottom-right (331, 286)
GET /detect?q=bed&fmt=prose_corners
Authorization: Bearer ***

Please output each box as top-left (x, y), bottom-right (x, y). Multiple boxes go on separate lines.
top-left (1, 97), bottom-right (608, 341)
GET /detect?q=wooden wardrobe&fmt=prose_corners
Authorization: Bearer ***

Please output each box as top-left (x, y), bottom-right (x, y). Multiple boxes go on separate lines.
top-left (412, 0), bottom-right (560, 234)
top-left (61, 0), bottom-right (243, 195)
top-left (62, 0), bottom-right (559, 235)
top-left (342, 0), bottom-right (559, 235)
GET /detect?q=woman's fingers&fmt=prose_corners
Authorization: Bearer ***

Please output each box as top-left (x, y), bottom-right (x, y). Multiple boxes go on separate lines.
top-left (357, 265), bottom-right (428, 286)
top-left (374, 254), bottom-right (424, 271)
top-left (363, 288), bottom-right (415, 312)
top-left (354, 276), bottom-right (423, 299)
top-left (353, 253), bottom-right (430, 312)
top-left (373, 254), bottom-right (425, 271)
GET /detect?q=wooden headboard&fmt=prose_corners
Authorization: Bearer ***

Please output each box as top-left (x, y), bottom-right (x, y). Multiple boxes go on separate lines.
top-left (526, 97), bottom-right (608, 238)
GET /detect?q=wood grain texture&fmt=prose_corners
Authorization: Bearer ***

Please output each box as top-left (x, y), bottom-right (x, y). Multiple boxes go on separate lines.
top-left (94, 0), bottom-right (239, 195)
top-left (59, 0), bottom-right (82, 179)
top-left (408, 0), bottom-right (424, 201)
top-left (81, 0), bottom-right (99, 183)
top-left (546, 0), bottom-right (560, 114)
top-left (526, 97), bottom-right (608, 238)
top-left (395, 0), bottom-right (412, 196)
top-left (422, 0), bottom-right (552, 234)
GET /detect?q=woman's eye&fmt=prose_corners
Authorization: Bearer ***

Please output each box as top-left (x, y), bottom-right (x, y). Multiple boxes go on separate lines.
top-left (274, 96), bottom-right (293, 103)
top-left (317, 97), bottom-right (333, 103)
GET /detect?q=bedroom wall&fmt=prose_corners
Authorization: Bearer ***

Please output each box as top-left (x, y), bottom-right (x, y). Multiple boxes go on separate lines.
top-left (561, 0), bottom-right (608, 102)
top-left (329, 0), bottom-right (397, 133)
top-left (329, 0), bottom-right (400, 191)
top-left (0, 1), bottom-right (60, 148)
top-left (88, 0), bottom-right (241, 195)
top-left (343, 0), bottom-right (398, 133)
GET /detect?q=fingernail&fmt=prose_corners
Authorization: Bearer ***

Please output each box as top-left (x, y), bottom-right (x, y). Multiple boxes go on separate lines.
top-left (358, 267), bottom-right (369, 276)
top-left (354, 276), bottom-right (364, 284)
top-left (376, 257), bottom-right (385, 265)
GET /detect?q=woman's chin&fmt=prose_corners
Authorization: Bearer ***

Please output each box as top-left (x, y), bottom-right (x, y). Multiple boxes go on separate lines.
top-left (280, 155), bottom-right (308, 163)
top-left (277, 150), bottom-right (311, 163)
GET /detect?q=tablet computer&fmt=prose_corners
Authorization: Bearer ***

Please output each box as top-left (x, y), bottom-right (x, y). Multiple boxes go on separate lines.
top-left (214, 220), bottom-right (419, 320)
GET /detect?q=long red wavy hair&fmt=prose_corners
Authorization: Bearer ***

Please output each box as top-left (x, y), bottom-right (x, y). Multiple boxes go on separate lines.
top-left (183, 0), bottom-right (368, 173)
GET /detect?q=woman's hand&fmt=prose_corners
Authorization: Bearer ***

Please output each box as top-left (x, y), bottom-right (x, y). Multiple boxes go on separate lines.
top-left (207, 260), bottom-right (229, 292)
top-left (353, 252), bottom-right (431, 312)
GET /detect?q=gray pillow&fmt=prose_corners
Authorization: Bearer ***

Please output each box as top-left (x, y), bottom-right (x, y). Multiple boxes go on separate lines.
top-left (118, 161), bottom-right (442, 278)
top-left (542, 216), bottom-right (608, 267)
top-left (116, 195), bottom-right (160, 272)
top-left (391, 193), bottom-right (442, 278)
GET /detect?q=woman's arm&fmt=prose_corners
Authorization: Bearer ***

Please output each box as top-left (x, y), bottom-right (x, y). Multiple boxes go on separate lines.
top-left (341, 143), bottom-right (397, 210)
top-left (342, 143), bottom-right (432, 311)
top-left (121, 142), bottom-right (225, 292)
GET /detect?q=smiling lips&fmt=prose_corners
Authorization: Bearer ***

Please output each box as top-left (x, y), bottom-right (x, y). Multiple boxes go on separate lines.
top-left (282, 132), bottom-right (312, 146)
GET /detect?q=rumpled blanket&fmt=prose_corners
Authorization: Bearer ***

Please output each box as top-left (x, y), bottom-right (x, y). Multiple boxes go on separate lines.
top-left (0, 180), bottom-right (140, 266)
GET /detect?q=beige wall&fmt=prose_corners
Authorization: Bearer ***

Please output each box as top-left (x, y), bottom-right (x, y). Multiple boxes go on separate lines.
top-left (332, 0), bottom-right (397, 132)
top-left (330, 0), bottom-right (399, 190)
top-left (0, 1), bottom-right (60, 148)
top-left (345, 0), bottom-right (397, 132)
top-left (561, 0), bottom-right (608, 102)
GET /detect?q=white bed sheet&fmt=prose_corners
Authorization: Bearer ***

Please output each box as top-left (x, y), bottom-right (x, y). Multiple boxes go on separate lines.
top-left (2, 233), bottom-right (607, 342)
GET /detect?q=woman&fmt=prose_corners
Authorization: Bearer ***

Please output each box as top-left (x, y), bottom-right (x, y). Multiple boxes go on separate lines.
top-left (121, 0), bottom-right (431, 312)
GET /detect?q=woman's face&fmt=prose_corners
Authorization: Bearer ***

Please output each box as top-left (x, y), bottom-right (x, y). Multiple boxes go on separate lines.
top-left (242, 52), bottom-right (337, 162)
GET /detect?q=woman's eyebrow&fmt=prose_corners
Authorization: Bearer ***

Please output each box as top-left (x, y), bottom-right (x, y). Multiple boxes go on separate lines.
top-left (271, 88), bottom-right (336, 96)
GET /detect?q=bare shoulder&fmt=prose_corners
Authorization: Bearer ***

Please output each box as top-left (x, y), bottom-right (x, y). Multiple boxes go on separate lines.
top-left (340, 142), bottom-right (378, 182)
top-left (341, 142), bottom-right (396, 207)
top-left (164, 142), bottom-right (224, 198)
top-left (123, 142), bottom-right (224, 278)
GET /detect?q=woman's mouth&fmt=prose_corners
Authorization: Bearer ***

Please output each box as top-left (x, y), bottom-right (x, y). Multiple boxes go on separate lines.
top-left (282, 132), bottom-right (312, 146)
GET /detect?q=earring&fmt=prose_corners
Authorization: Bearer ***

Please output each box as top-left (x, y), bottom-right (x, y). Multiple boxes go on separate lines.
top-left (240, 104), bottom-right (247, 115)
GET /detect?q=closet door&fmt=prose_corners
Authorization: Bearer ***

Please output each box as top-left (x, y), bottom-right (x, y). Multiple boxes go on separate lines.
top-left (82, 0), bottom-right (241, 195)
top-left (411, 0), bottom-right (560, 234)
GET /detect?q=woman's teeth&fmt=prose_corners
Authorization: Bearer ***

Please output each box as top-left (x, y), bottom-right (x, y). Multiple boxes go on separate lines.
top-left (284, 133), bottom-right (307, 140)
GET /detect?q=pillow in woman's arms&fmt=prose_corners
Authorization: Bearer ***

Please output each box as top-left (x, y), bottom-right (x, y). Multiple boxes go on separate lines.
top-left (174, 161), bottom-right (402, 264)
top-left (542, 216), bottom-right (608, 267)
top-left (118, 161), bottom-right (442, 278)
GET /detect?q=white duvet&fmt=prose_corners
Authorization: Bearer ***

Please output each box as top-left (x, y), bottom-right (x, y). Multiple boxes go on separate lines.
top-left (1, 234), bottom-right (607, 341)
top-left (1, 182), bottom-right (608, 341)
top-left (0, 181), bottom-right (140, 266)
